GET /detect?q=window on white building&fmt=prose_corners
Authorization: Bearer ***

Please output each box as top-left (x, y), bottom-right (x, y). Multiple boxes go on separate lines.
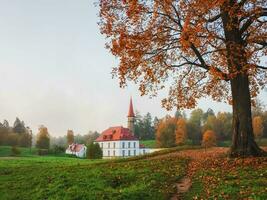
top-left (113, 150), bottom-right (115, 156)
top-left (133, 142), bottom-right (136, 148)
top-left (108, 150), bottom-right (110, 157)
top-left (128, 150), bottom-right (131, 156)
top-left (122, 150), bottom-right (125, 157)
top-left (134, 150), bottom-right (136, 156)
top-left (122, 142), bottom-right (125, 148)
top-left (113, 142), bottom-right (116, 148)
top-left (128, 142), bottom-right (130, 148)
top-left (108, 143), bottom-right (110, 148)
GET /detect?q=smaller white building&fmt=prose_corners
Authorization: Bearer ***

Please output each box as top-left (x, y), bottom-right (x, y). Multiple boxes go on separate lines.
top-left (65, 143), bottom-right (87, 158)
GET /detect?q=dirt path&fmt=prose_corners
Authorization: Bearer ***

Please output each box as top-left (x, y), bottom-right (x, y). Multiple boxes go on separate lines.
top-left (168, 147), bottom-right (229, 200)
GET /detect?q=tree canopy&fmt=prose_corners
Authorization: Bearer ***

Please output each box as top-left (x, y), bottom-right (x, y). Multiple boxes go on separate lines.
top-left (99, 0), bottom-right (267, 157)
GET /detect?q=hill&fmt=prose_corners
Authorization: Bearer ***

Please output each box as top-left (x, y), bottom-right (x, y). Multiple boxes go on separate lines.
top-left (0, 145), bottom-right (266, 199)
top-left (0, 146), bottom-right (192, 200)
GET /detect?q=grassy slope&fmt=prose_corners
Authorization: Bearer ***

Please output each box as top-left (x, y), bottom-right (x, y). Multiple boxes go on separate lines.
top-left (0, 146), bottom-right (38, 157)
top-left (0, 149), bottom-right (189, 200)
top-left (140, 140), bottom-right (157, 148)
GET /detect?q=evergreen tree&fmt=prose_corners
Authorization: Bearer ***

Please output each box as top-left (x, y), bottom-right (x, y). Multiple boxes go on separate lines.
top-left (87, 142), bottom-right (102, 159)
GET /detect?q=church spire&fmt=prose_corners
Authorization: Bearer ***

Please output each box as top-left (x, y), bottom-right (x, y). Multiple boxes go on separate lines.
top-left (127, 97), bottom-right (135, 117)
top-left (127, 97), bottom-right (135, 135)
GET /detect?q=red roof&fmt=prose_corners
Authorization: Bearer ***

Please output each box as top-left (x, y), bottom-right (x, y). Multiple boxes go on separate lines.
top-left (95, 126), bottom-right (138, 142)
top-left (67, 144), bottom-right (85, 152)
top-left (128, 97), bottom-right (135, 117)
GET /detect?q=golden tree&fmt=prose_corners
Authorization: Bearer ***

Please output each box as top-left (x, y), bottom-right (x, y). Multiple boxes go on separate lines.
top-left (36, 125), bottom-right (50, 149)
top-left (202, 130), bottom-right (217, 149)
top-left (67, 130), bottom-right (74, 145)
top-left (99, 0), bottom-right (267, 157)
top-left (156, 117), bottom-right (177, 148)
top-left (175, 118), bottom-right (187, 145)
top-left (253, 116), bottom-right (264, 140)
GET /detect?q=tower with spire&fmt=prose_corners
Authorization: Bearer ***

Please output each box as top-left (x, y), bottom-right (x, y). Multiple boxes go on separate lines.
top-left (127, 97), bottom-right (135, 135)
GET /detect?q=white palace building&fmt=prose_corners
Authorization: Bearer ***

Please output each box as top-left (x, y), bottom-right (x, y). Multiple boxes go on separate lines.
top-left (95, 98), bottom-right (152, 158)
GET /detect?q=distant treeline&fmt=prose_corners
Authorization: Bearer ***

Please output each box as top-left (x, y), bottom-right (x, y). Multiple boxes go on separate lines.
top-left (156, 101), bottom-right (267, 148)
top-left (0, 118), bottom-right (32, 147)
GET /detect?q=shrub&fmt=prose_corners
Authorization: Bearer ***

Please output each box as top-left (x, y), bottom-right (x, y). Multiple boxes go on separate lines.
top-left (10, 146), bottom-right (21, 156)
top-left (52, 145), bottom-right (65, 155)
top-left (87, 142), bottom-right (103, 159)
top-left (38, 149), bottom-right (49, 156)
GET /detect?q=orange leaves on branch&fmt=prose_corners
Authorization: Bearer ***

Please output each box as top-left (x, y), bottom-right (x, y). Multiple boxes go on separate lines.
top-left (99, 0), bottom-right (267, 110)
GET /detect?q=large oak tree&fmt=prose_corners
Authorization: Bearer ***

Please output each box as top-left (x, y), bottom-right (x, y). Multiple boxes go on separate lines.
top-left (99, 0), bottom-right (267, 157)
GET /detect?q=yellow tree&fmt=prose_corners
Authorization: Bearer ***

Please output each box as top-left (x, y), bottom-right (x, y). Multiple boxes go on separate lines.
top-left (156, 117), bottom-right (177, 148)
top-left (99, 0), bottom-right (267, 157)
top-left (36, 125), bottom-right (50, 149)
top-left (253, 116), bottom-right (264, 140)
top-left (67, 130), bottom-right (74, 145)
top-left (202, 130), bottom-right (217, 149)
top-left (175, 118), bottom-right (187, 145)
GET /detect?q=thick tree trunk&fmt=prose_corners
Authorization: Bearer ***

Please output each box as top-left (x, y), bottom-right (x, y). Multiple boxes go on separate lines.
top-left (229, 73), bottom-right (265, 157)
top-left (220, 3), bottom-right (266, 157)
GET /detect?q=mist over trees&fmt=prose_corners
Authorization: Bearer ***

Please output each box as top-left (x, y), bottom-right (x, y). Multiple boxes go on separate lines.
top-left (0, 118), bottom-right (32, 147)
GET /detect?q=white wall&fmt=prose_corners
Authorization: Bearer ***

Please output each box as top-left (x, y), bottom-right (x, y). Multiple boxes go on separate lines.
top-left (95, 140), bottom-right (143, 158)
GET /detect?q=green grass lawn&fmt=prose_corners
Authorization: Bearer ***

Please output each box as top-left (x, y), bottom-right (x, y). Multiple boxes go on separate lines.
top-left (140, 140), bottom-right (157, 148)
top-left (0, 146), bottom-right (38, 157)
top-left (0, 150), bottom-right (188, 200)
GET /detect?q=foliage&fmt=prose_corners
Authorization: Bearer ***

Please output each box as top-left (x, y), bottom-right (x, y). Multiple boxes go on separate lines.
top-left (175, 118), bottom-right (187, 145)
top-left (0, 150), bottom-right (188, 200)
top-left (134, 112), bottom-right (156, 140)
top-left (185, 151), bottom-right (267, 199)
top-left (36, 125), bottom-right (50, 150)
top-left (51, 145), bottom-right (65, 155)
top-left (156, 117), bottom-right (177, 148)
top-left (87, 143), bottom-right (103, 159)
top-left (38, 149), bottom-right (49, 156)
top-left (202, 130), bottom-right (217, 148)
top-left (202, 112), bottom-right (232, 141)
top-left (0, 118), bottom-right (32, 147)
top-left (67, 130), bottom-right (74, 145)
top-left (10, 146), bottom-right (21, 156)
top-left (99, 0), bottom-right (266, 156)
top-left (253, 116), bottom-right (264, 139)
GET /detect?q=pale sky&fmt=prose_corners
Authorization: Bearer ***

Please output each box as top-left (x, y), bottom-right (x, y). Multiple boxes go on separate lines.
top-left (0, 0), bottom-right (266, 136)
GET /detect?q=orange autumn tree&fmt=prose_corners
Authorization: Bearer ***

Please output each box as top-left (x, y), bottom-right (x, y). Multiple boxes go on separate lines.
top-left (99, 0), bottom-right (267, 157)
top-left (175, 118), bottom-right (187, 145)
top-left (253, 116), bottom-right (264, 140)
top-left (67, 130), bottom-right (74, 145)
top-left (202, 130), bottom-right (217, 149)
top-left (156, 117), bottom-right (177, 147)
